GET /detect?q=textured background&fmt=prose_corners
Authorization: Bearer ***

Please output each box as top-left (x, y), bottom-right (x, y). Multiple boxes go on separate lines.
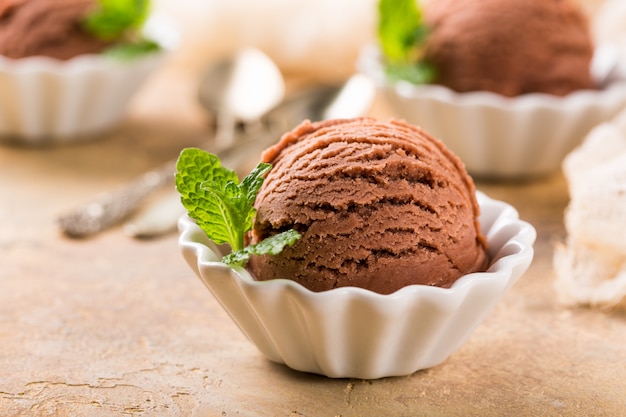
top-left (1, 0), bottom-right (625, 416)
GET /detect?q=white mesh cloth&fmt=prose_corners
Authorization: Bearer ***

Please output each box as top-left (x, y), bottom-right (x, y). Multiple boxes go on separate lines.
top-left (554, 110), bottom-right (626, 309)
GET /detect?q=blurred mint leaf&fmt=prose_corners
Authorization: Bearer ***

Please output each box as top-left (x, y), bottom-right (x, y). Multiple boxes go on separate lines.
top-left (84, 0), bottom-right (151, 41)
top-left (385, 61), bottom-right (436, 85)
top-left (175, 148), bottom-right (300, 265)
top-left (103, 39), bottom-right (160, 60)
top-left (378, 0), bottom-right (435, 84)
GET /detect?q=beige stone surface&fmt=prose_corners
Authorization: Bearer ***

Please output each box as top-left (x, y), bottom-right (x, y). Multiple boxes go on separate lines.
top-left (2, 75), bottom-right (625, 416)
top-left (2, 0), bottom-right (625, 411)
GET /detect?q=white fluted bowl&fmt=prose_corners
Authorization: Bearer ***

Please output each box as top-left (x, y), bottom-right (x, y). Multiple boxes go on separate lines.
top-left (358, 46), bottom-right (626, 179)
top-left (178, 192), bottom-right (536, 379)
top-left (0, 17), bottom-right (176, 144)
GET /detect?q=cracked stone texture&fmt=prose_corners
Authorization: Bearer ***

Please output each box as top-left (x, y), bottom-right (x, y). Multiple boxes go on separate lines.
top-left (2, 25), bottom-right (625, 416)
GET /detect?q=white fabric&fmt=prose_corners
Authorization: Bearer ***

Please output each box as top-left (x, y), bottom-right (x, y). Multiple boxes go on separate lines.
top-left (554, 110), bottom-right (626, 309)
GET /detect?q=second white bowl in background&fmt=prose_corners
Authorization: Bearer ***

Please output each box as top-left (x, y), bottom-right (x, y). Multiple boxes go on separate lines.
top-left (0, 16), bottom-right (177, 145)
top-left (358, 46), bottom-right (626, 179)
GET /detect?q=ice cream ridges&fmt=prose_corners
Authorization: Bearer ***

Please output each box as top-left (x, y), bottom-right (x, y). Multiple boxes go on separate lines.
top-left (421, 0), bottom-right (595, 96)
top-left (247, 118), bottom-right (489, 294)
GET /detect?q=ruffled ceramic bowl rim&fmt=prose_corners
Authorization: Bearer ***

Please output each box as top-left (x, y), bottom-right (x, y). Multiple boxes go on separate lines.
top-left (0, 13), bottom-right (178, 73)
top-left (359, 45), bottom-right (626, 112)
top-left (358, 45), bottom-right (626, 179)
top-left (179, 191), bottom-right (536, 378)
top-left (180, 191), bottom-right (535, 296)
top-left (0, 15), bottom-right (178, 143)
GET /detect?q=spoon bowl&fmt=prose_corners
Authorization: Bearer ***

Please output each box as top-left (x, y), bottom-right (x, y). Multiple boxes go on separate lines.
top-left (198, 48), bottom-right (285, 148)
top-left (219, 74), bottom-right (377, 173)
top-left (133, 74), bottom-right (376, 237)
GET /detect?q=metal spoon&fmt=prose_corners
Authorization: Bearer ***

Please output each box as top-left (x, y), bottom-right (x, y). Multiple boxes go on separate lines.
top-left (200, 48), bottom-right (285, 149)
top-left (57, 49), bottom-right (284, 238)
top-left (591, 43), bottom-right (626, 89)
top-left (124, 73), bottom-right (376, 238)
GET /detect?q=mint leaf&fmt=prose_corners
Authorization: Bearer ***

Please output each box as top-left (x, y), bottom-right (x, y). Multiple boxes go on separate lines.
top-left (84, 0), bottom-right (151, 41)
top-left (378, 0), bottom-right (423, 62)
top-left (385, 61), bottom-right (436, 85)
top-left (222, 229), bottom-right (302, 267)
top-left (176, 148), bottom-right (246, 251)
top-left (238, 161), bottom-right (272, 232)
top-left (176, 148), bottom-right (299, 266)
top-left (377, 0), bottom-right (435, 84)
top-left (103, 39), bottom-right (160, 60)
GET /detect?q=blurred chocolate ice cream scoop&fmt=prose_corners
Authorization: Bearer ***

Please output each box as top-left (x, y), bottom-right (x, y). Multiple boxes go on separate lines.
top-left (422, 0), bottom-right (595, 96)
top-left (0, 0), bottom-right (110, 59)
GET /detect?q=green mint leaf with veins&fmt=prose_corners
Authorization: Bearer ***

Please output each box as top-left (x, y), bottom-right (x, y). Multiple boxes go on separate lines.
top-left (222, 229), bottom-right (302, 266)
top-left (175, 148), bottom-right (266, 251)
top-left (84, 0), bottom-right (151, 41)
top-left (175, 148), bottom-right (300, 266)
top-left (377, 0), bottom-right (435, 84)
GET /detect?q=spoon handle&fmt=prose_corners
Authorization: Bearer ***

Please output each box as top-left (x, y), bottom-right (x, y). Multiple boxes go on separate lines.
top-left (57, 129), bottom-right (279, 238)
top-left (57, 160), bottom-right (176, 238)
top-left (57, 79), bottom-right (367, 238)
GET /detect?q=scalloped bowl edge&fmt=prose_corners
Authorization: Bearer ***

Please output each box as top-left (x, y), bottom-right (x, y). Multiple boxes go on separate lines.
top-left (357, 45), bottom-right (626, 179)
top-left (0, 16), bottom-right (175, 143)
top-left (178, 191), bottom-right (536, 379)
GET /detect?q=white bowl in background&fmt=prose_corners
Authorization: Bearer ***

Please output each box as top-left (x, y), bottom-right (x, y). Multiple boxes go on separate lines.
top-left (358, 46), bottom-right (626, 179)
top-left (0, 16), bottom-right (176, 145)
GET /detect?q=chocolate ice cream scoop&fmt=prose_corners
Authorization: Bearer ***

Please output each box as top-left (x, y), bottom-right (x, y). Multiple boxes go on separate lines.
top-left (247, 118), bottom-right (489, 294)
top-left (0, 0), bottom-right (110, 60)
top-left (422, 0), bottom-right (595, 97)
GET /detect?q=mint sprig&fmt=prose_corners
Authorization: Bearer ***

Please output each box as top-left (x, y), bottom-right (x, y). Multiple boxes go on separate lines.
top-left (84, 0), bottom-right (151, 41)
top-left (377, 0), bottom-right (435, 84)
top-left (82, 0), bottom-right (159, 60)
top-left (103, 39), bottom-right (160, 60)
top-left (222, 229), bottom-right (302, 266)
top-left (175, 148), bottom-right (301, 267)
